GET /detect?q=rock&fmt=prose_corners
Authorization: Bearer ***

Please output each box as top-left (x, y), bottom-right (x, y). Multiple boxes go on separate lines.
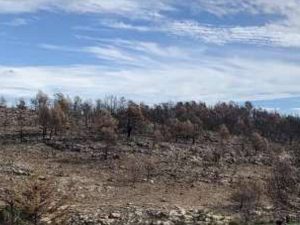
top-left (169, 210), bottom-right (180, 217)
top-left (68, 207), bottom-right (234, 225)
top-left (109, 212), bottom-right (121, 219)
top-left (38, 175), bottom-right (47, 180)
top-left (0, 163), bottom-right (31, 176)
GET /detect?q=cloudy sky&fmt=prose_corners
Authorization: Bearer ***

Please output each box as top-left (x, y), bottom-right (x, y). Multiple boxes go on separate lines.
top-left (1, 0), bottom-right (300, 113)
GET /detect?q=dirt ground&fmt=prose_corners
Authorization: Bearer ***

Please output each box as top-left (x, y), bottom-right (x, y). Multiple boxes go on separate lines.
top-left (0, 142), bottom-right (272, 216)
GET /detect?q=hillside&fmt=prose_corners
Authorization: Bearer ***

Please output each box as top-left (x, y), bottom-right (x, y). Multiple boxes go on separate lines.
top-left (0, 93), bottom-right (300, 225)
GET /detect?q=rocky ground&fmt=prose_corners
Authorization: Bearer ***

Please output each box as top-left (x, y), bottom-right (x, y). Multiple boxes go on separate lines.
top-left (0, 134), bottom-right (295, 225)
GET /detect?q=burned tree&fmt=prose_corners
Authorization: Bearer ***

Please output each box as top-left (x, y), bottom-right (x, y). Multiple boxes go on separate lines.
top-left (122, 102), bottom-right (145, 138)
top-left (93, 110), bottom-right (118, 160)
top-left (38, 104), bottom-right (51, 140)
top-left (49, 104), bottom-right (66, 139)
top-left (231, 179), bottom-right (262, 224)
top-left (81, 100), bottom-right (92, 128)
top-left (16, 98), bottom-right (27, 142)
top-left (267, 160), bottom-right (299, 210)
top-left (0, 96), bottom-right (7, 108)
top-left (0, 174), bottom-right (69, 225)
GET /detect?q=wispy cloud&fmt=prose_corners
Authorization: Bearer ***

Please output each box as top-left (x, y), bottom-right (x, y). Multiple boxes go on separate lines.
top-left (0, 0), bottom-right (171, 19)
top-left (175, 0), bottom-right (300, 47)
top-left (98, 20), bottom-right (153, 32)
top-left (83, 46), bottom-right (137, 62)
top-left (1, 18), bottom-right (29, 26)
top-left (2, 1), bottom-right (300, 47)
top-left (1, 54), bottom-right (300, 103)
top-left (94, 39), bottom-right (192, 58)
top-left (167, 20), bottom-right (300, 47)
top-left (39, 39), bottom-right (195, 68)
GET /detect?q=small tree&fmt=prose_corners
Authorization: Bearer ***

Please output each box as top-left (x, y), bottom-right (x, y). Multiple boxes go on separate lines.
top-left (144, 156), bottom-right (157, 181)
top-left (125, 102), bottom-right (145, 138)
top-left (49, 104), bottom-right (66, 139)
top-left (0, 175), bottom-right (69, 225)
top-left (16, 98), bottom-right (27, 142)
top-left (251, 132), bottom-right (269, 153)
top-left (81, 100), bottom-right (92, 128)
top-left (171, 119), bottom-right (197, 143)
top-left (0, 96), bottom-right (7, 108)
top-left (219, 124), bottom-right (230, 142)
top-left (38, 105), bottom-right (51, 140)
top-left (125, 155), bottom-right (144, 187)
top-left (35, 91), bottom-right (49, 110)
top-left (93, 110), bottom-right (118, 160)
top-left (53, 93), bottom-right (71, 116)
top-left (153, 127), bottom-right (163, 148)
top-left (2, 109), bottom-right (9, 132)
top-left (218, 124), bottom-right (230, 158)
top-left (231, 179), bottom-right (261, 224)
top-left (267, 160), bottom-right (298, 210)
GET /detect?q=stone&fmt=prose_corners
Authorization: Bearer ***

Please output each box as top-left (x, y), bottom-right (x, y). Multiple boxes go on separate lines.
top-left (109, 212), bottom-right (121, 219)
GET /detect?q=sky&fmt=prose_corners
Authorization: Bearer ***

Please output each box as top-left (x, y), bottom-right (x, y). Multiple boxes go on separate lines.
top-left (1, 0), bottom-right (300, 114)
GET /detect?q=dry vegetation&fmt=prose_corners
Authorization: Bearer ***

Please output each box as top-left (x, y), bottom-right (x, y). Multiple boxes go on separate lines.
top-left (0, 91), bottom-right (300, 225)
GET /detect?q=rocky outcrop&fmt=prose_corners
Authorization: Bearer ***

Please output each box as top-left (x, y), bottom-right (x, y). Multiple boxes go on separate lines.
top-left (0, 163), bottom-right (31, 176)
top-left (68, 207), bottom-right (232, 225)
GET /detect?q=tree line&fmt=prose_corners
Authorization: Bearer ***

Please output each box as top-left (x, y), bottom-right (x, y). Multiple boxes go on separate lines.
top-left (0, 91), bottom-right (300, 144)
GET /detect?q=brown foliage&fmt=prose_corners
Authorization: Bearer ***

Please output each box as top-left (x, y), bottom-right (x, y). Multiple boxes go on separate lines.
top-left (38, 105), bottom-right (51, 140)
top-left (93, 110), bottom-right (118, 159)
top-left (219, 124), bottom-right (230, 141)
top-left (0, 175), bottom-right (70, 225)
top-left (49, 104), bottom-right (67, 138)
top-left (251, 132), bottom-right (269, 153)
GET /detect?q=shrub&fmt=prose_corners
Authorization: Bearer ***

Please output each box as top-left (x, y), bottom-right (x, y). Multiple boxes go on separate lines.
top-left (0, 175), bottom-right (69, 225)
top-left (231, 179), bottom-right (262, 224)
top-left (267, 160), bottom-right (298, 209)
top-left (251, 132), bottom-right (269, 153)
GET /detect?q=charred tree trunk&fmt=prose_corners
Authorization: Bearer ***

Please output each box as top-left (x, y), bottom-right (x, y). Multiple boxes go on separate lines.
top-left (127, 119), bottom-right (132, 138)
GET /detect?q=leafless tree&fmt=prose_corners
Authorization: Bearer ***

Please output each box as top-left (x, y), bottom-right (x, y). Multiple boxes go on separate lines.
top-left (16, 98), bottom-right (27, 142)
top-left (38, 104), bottom-right (51, 140)
top-left (231, 179), bottom-right (262, 224)
top-left (0, 96), bottom-right (7, 108)
top-left (267, 160), bottom-right (299, 210)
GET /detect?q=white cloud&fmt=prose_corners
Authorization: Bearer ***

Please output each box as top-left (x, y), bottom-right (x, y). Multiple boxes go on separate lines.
top-left (2, 1), bottom-right (300, 47)
top-left (98, 39), bottom-right (192, 58)
top-left (72, 1), bottom-right (300, 48)
top-left (84, 46), bottom-right (137, 62)
top-left (1, 55), bottom-right (300, 104)
top-left (0, 0), bottom-right (171, 19)
top-left (99, 21), bottom-right (153, 32)
top-left (179, 0), bottom-right (300, 47)
top-left (190, 0), bottom-right (300, 19)
top-left (39, 39), bottom-right (194, 67)
top-left (167, 20), bottom-right (300, 47)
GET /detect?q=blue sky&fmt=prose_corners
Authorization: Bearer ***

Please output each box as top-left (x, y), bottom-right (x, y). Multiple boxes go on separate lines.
top-left (1, 1), bottom-right (300, 114)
